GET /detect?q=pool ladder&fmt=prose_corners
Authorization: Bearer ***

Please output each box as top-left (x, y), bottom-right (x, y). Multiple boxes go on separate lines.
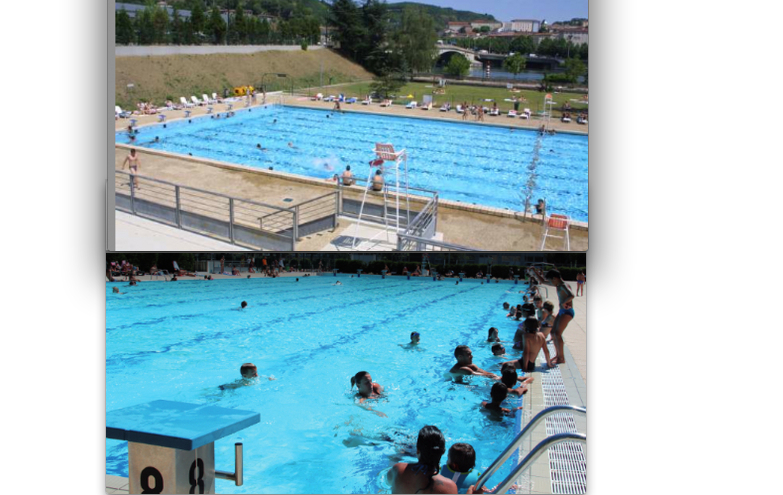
top-left (474, 405), bottom-right (586, 493)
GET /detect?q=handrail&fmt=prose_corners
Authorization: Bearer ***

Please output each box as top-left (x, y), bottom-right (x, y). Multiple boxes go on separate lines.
top-left (488, 432), bottom-right (586, 494)
top-left (474, 405), bottom-right (586, 490)
top-left (396, 233), bottom-right (479, 251)
top-left (116, 170), bottom-right (294, 213)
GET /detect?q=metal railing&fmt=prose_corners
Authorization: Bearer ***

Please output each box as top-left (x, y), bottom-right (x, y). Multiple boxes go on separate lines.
top-left (338, 176), bottom-right (438, 228)
top-left (395, 232), bottom-right (478, 251)
top-left (115, 170), bottom-right (296, 250)
top-left (474, 405), bottom-right (586, 491)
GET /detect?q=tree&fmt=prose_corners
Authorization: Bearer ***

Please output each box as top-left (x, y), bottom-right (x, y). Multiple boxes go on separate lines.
top-left (116, 9), bottom-right (135, 45)
top-left (190, 1), bottom-right (205, 43)
top-left (479, 25), bottom-right (490, 33)
top-left (329, 0), bottom-right (366, 61)
top-left (360, 0), bottom-right (392, 74)
top-left (171, 8), bottom-right (183, 45)
top-left (564, 57), bottom-right (586, 83)
top-left (231, 3), bottom-right (248, 44)
top-left (444, 53), bottom-right (470, 78)
top-left (207, 5), bottom-right (226, 44)
top-left (151, 5), bottom-right (169, 44)
top-left (135, 8), bottom-right (155, 45)
top-left (394, 6), bottom-right (437, 74)
top-left (502, 53), bottom-right (526, 79)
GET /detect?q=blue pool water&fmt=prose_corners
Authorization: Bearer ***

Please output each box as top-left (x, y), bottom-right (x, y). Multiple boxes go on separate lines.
top-left (106, 276), bottom-right (533, 493)
top-left (117, 105), bottom-right (588, 222)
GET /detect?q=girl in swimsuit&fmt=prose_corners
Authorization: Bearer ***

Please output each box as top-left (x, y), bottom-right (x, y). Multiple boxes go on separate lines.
top-left (546, 270), bottom-right (575, 366)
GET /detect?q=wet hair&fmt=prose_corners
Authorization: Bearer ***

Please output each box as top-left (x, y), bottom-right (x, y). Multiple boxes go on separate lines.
top-left (375, 169), bottom-right (382, 175)
top-left (415, 426), bottom-right (446, 492)
top-left (350, 371), bottom-right (370, 389)
top-left (247, 275), bottom-right (251, 279)
top-left (533, 295), bottom-right (542, 302)
top-left (241, 301), bottom-right (248, 308)
top-left (454, 345), bottom-right (470, 359)
top-left (296, 278), bottom-right (299, 281)
top-left (487, 327), bottom-right (499, 339)
top-left (545, 269), bottom-right (561, 281)
top-left (411, 332), bottom-right (420, 339)
top-left (520, 303), bottom-right (536, 318)
top-left (524, 317), bottom-right (539, 334)
top-left (543, 301), bottom-right (555, 313)
top-left (346, 165), bottom-right (351, 171)
top-left (448, 443), bottom-right (476, 472)
top-left (240, 363), bottom-right (257, 378)
top-left (490, 382), bottom-right (509, 402)
top-left (501, 367), bottom-right (518, 388)
top-left (503, 302), bottom-right (510, 309)
top-left (492, 343), bottom-right (504, 355)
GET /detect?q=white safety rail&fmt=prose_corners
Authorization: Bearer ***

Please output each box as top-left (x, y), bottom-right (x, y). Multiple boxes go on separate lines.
top-left (540, 342), bottom-right (587, 494)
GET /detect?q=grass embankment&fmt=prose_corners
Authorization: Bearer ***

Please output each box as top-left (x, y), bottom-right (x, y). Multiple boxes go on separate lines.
top-left (304, 81), bottom-right (588, 117)
top-left (115, 48), bottom-right (373, 109)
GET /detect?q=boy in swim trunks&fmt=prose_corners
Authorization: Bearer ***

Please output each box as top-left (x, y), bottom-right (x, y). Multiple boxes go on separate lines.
top-left (481, 383), bottom-right (522, 419)
top-left (505, 318), bottom-right (552, 372)
top-left (546, 269), bottom-right (575, 366)
top-left (122, 148), bottom-right (141, 190)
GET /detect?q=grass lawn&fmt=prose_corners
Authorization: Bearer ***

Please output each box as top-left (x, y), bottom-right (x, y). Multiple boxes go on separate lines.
top-left (298, 81), bottom-right (588, 117)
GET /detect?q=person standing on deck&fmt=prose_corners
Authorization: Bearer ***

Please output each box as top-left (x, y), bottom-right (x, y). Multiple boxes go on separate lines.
top-left (546, 269), bottom-right (575, 365)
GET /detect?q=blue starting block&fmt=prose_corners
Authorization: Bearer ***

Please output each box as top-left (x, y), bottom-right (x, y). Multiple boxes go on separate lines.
top-left (357, 269), bottom-right (362, 278)
top-left (333, 268), bottom-right (339, 277)
top-left (458, 272), bottom-right (465, 282)
top-left (158, 114), bottom-right (167, 122)
top-left (514, 275), bottom-right (520, 285)
top-left (381, 270), bottom-right (387, 279)
top-left (107, 400), bottom-right (260, 494)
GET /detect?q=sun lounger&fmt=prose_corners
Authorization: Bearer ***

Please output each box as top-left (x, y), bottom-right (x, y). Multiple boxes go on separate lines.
top-left (212, 92), bottom-right (222, 103)
top-left (489, 108), bottom-right (500, 116)
top-left (421, 102), bottom-right (432, 110)
top-left (507, 110), bottom-right (518, 117)
top-left (115, 106), bottom-right (131, 118)
top-left (456, 105), bottom-right (464, 114)
top-left (361, 97), bottom-right (372, 105)
top-left (520, 108), bottom-right (531, 119)
top-left (406, 101), bottom-right (418, 109)
top-left (379, 99), bottom-right (392, 107)
top-left (439, 103), bottom-right (449, 112)
top-left (312, 93), bottom-right (324, 101)
top-left (191, 96), bottom-right (205, 106)
top-left (324, 95), bottom-right (335, 102)
top-left (561, 115), bottom-right (571, 123)
top-left (180, 97), bottom-right (194, 108)
top-left (203, 93), bottom-right (216, 104)
top-left (577, 116), bottom-right (587, 125)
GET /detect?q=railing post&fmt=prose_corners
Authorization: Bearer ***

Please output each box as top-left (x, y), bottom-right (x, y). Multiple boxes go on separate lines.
top-left (129, 175), bottom-right (136, 215)
top-left (334, 191), bottom-right (340, 228)
top-left (292, 209), bottom-right (298, 250)
top-left (229, 198), bottom-right (235, 244)
top-left (175, 185), bottom-right (182, 228)
top-left (433, 194), bottom-right (438, 233)
top-left (294, 206), bottom-right (300, 240)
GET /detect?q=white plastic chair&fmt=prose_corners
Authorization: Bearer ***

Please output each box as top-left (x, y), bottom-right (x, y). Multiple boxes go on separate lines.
top-left (180, 97), bottom-right (194, 108)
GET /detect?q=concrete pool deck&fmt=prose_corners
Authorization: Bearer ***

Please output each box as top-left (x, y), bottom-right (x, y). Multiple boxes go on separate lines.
top-left (105, 277), bottom-right (586, 494)
top-left (113, 144), bottom-right (588, 251)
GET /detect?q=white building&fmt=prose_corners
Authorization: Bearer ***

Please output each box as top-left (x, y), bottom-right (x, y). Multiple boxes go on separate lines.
top-left (509, 19), bottom-right (541, 33)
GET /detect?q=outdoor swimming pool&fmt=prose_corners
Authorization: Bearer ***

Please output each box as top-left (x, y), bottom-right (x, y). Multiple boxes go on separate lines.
top-left (106, 275), bottom-right (532, 494)
top-left (116, 105), bottom-right (589, 222)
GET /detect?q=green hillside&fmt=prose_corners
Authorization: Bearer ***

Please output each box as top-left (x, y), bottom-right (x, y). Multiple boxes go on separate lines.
top-left (386, 1), bottom-right (496, 28)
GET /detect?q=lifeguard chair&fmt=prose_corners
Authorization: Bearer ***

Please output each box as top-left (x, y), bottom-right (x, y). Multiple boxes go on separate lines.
top-left (349, 143), bottom-right (411, 249)
top-left (540, 213), bottom-right (571, 251)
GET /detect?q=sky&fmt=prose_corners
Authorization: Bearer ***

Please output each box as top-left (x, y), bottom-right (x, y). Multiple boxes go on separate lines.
top-left (386, 0), bottom-right (588, 23)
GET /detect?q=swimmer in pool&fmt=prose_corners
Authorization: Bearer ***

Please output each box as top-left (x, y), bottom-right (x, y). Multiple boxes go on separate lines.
top-left (219, 362), bottom-right (275, 391)
top-left (232, 301), bottom-right (248, 311)
top-left (112, 287), bottom-right (124, 294)
top-left (351, 371), bottom-right (387, 417)
top-left (333, 281), bottom-right (343, 286)
top-left (387, 425), bottom-right (457, 494)
top-left (487, 327), bottom-right (500, 342)
top-left (481, 383), bottom-right (522, 419)
top-left (449, 346), bottom-right (499, 383)
top-left (288, 142), bottom-right (298, 149)
top-left (491, 343), bottom-right (506, 356)
top-left (400, 332), bottom-right (421, 348)
top-left (256, 143), bottom-right (268, 151)
top-left (500, 364), bottom-right (533, 396)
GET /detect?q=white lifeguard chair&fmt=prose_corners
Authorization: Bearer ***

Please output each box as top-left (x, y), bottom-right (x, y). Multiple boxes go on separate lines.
top-left (349, 143), bottom-right (411, 249)
top-left (540, 213), bottom-right (571, 251)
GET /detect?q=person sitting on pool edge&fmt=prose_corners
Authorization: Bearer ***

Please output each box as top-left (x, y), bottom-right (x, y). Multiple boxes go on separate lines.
top-left (441, 443), bottom-right (481, 494)
top-left (481, 383), bottom-right (522, 419)
top-left (388, 425), bottom-right (458, 494)
top-left (504, 318), bottom-right (553, 373)
top-left (372, 169), bottom-right (384, 191)
top-left (342, 165), bottom-right (354, 186)
top-left (449, 346), bottom-right (499, 382)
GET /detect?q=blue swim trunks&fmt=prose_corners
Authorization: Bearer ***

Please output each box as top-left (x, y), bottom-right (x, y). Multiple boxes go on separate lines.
top-left (559, 308), bottom-right (575, 318)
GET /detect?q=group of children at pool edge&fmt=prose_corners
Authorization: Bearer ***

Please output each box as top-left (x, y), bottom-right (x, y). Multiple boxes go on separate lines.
top-left (364, 268), bottom-right (574, 494)
top-left (225, 268), bottom-right (575, 494)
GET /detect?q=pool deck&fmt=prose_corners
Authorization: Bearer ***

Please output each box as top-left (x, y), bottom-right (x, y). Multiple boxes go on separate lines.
top-left (116, 211), bottom-right (251, 251)
top-left (113, 143), bottom-right (588, 251)
top-left (105, 278), bottom-right (586, 494)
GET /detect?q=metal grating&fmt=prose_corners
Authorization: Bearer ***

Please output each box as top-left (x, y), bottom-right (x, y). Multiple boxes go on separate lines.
top-left (538, 342), bottom-right (587, 494)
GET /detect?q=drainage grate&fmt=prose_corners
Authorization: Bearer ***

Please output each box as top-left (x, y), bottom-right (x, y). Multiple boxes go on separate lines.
top-left (538, 342), bottom-right (587, 494)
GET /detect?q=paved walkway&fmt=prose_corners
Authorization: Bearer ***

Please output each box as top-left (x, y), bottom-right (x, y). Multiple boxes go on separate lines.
top-left (115, 211), bottom-right (250, 251)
